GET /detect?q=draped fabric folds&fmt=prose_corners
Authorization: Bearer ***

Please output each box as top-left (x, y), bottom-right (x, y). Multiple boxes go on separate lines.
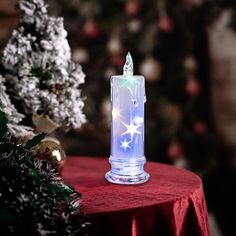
top-left (62, 157), bottom-right (209, 236)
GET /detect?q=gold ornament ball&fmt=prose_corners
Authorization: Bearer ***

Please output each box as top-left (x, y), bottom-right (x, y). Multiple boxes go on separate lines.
top-left (36, 138), bottom-right (67, 173)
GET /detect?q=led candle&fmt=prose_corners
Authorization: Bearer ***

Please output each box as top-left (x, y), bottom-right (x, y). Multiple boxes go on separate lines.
top-left (105, 52), bottom-right (150, 184)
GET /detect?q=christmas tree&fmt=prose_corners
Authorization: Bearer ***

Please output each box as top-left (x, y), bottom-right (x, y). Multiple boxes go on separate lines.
top-left (0, 0), bottom-right (89, 234)
top-left (0, 111), bottom-right (89, 235)
top-left (0, 0), bottom-right (86, 137)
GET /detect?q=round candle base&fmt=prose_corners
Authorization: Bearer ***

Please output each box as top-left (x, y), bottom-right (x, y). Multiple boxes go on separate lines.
top-left (105, 170), bottom-right (149, 185)
top-left (105, 156), bottom-right (150, 185)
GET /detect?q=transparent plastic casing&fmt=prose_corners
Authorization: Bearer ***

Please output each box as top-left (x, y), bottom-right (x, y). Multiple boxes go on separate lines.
top-left (105, 74), bottom-right (149, 184)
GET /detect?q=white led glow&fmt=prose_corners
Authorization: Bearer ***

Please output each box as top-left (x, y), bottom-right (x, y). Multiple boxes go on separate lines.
top-left (105, 52), bottom-right (149, 184)
top-left (112, 108), bottom-right (122, 119)
top-left (121, 119), bottom-right (142, 141)
top-left (120, 138), bottom-right (131, 151)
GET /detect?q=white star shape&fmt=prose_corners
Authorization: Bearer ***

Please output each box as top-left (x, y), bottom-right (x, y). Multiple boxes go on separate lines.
top-left (120, 138), bottom-right (131, 151)
top-left (121, 119), bottom-right (142, 141)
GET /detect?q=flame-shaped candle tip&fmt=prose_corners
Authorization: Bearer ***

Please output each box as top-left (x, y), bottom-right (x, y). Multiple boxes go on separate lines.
top-left (123, 52), bottom-right (133, 76)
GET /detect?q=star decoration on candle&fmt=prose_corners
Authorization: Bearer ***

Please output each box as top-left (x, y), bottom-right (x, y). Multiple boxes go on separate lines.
top-left (121, 119), bottom-right (142, 141)
top-left (120, 138), bottom-right (131, 151)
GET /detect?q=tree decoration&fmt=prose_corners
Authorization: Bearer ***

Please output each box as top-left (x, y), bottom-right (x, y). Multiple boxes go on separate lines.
top-left (72, 47), bottom-right (90, 64)
top-left (0, 0), bottom-right (86, 133)
top-left (184, 56), bottom-right (198, 74)
top-left (0, 111), bottom-right (89, 235)
top-left (125, 0), bottom-right (141, 17)
top-left (193, 121), bottom-right (207, 135)
top-left (35, 137), bottom-right (67, 173)
top-left (107, 37), bottom-right (123, 56)
top-left (167, 141), bottom-right (184, 161)
top-left (158, 16), bottom-right (174, 33)
top-left (139, 56), bottom-right (162, 82)
top-left (82, 19), bottom-right (99, 39)
top-left (185, 77), bottom-right (201, 97)
top-left (127, 19), bottom-right (142, 33)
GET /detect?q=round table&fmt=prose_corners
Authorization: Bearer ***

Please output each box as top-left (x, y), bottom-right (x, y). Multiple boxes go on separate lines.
top-left (62, 156), bottom-right (209, 236)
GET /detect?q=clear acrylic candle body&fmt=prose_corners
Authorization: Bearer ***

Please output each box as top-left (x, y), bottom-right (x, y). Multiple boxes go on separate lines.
top-left (105, 53), bottom-right (149, 184)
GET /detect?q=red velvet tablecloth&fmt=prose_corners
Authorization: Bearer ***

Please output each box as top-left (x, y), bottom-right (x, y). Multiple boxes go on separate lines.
top-left (62, 156), bottom-right (210, 236)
